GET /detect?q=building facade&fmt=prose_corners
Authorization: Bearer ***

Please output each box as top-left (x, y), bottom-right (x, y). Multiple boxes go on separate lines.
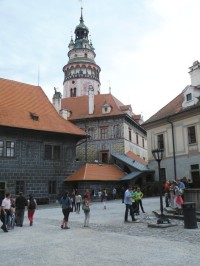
top-left (143, 60), bottom-right (200, 188)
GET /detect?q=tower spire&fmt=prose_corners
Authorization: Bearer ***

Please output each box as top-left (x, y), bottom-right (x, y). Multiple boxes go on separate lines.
top-left (80, 7), bottom-right (84, 23)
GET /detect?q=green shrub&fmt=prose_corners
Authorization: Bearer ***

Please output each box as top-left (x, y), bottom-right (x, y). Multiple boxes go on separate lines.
top-left (141, 181), bottom-right (160, 197)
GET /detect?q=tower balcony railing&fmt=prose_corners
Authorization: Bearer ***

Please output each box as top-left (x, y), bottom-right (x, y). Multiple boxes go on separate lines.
top-left (64, 73), bottom-right (100, 81)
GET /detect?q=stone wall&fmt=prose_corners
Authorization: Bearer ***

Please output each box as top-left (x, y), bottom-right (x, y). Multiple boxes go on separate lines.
top-left (0, 127), bottom-right (84, 202)
top-left (73, 117), bottom-right (125, 162)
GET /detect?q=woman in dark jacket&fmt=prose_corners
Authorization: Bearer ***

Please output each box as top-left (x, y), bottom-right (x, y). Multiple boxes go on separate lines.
top-left (60, 191), bottom-right (72, 229)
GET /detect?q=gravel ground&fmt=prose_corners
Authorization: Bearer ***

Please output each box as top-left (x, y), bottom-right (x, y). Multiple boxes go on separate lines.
top-left (0, 197), bottom-right (200, 266)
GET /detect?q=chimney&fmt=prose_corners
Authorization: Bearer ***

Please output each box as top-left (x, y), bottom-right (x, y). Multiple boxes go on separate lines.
top-left (52, 87), bottom-right (62, 113)
top-left (88, 85), bottom-right (94, 114)
top-left (189, 60), bottom-right (200, 86)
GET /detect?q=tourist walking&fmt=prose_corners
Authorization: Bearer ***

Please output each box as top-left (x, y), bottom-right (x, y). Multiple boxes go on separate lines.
top-left (131, 187), bottom-right (138, 214)
top-left (7, 195), bottom-right (15, 230)
top-left (163, 181), bottom-right (171, 207)
top-left (98, 189), bottom-right (102, 201)
top-left (84, 189), bottom-right (91, 202)
top-left (60, 191), bottom-right (72, 229)
top-left (71, 190), bottom-right (76, 212)
top-left (1, 192), bottom-right (11, 232)
top-left (75, 192), bottom-right (82, 214)
top-left (124, 185), bottom-right (136, 222)
top-left (112, 187), bottom-right (117, 200)
top-left (15, 192), bottom-right (27, 227)
top-left (27, 194), bottom-right (37, 226)
top-left (82, 194), bottom-right (90, 227)
top-left (101, 188), bottom-right (107, 209)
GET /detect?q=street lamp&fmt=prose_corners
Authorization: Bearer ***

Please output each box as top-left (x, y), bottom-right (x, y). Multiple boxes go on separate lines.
top-left (152, 148), bottom-right (170, 224)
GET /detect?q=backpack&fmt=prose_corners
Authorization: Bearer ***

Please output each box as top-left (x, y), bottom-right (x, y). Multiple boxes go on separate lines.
top-left (28, 199), bottom-right (36, 210)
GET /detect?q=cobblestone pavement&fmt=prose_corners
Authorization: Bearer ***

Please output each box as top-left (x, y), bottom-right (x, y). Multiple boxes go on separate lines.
top-left (1, 197), bottom-right (200, 266)
top-left (38, 198), bottom-right (200, 245)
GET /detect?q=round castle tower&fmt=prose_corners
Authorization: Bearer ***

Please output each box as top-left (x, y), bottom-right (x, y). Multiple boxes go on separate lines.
top-left (63, 8), bottom-right (101, 98)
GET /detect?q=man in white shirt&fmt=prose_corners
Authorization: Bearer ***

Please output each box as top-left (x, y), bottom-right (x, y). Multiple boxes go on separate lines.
top-left (124, 186), bottom-right (136, 222)
top-left (112, 187), bottom-right (117, 200)
top-left (1, 193), bottom-right (11, 232)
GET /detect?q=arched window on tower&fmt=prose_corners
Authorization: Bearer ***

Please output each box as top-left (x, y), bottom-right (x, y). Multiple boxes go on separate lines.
top-left (84, 53), bottom-right (87, 57)
top-left (73, 88), bottom-right (76, 97)
top-left (70, 88), bottom-right (73, 97)
top-left (70, 88), bottom-right (76, 97)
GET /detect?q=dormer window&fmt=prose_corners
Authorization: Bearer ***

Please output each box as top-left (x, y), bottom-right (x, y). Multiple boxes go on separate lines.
top-left (182, 86), bottom-right (199, 108)
top-left (186, 93), bottom-right (192, 101)
top-left (102, 102), bottom-right (111, 114)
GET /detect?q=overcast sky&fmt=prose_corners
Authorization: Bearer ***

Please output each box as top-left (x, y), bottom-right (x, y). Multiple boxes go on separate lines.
top-left (1, 0), bottom-right (200, 120)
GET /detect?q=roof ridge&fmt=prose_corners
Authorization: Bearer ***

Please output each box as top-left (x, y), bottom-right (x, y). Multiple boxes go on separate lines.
top-left (0, 77), bottom-right (40, 88)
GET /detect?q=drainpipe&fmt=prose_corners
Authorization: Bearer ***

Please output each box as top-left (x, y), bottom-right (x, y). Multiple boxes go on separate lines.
top-left (167, 117), bottom-right (177, 180)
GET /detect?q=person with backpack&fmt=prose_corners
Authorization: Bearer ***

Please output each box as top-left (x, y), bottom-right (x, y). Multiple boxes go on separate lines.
top-left (82, 194), bottom-right (90, 227)
top-left (27, 194), bottom-right (37, 226)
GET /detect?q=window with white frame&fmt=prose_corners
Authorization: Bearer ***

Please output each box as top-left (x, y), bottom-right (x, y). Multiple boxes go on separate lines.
top-left (0, 140), bottom-right (15, 157)
top-left (113, 125), bottom-right (121, 138)
top-left (157, 134), bottom-right (164, 149)
top-left (136, 133), bottom-right (139, 145)
top-left (142, 137), bottom-right (145, 148)
top-left (128, 128), bottom-right (132, 141)
top-left (100, 127), bottom-right (108, 140)
top-left (188, 126), bottom-right (196, 144)
top-left (186, 93), bottom-right (192, 101)
top-left (0, 141), bottom-right (3, 157)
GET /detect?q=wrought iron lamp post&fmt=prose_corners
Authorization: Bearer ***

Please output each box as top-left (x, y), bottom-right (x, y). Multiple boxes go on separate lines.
top-left (152, 148), bottom-right (170, 224)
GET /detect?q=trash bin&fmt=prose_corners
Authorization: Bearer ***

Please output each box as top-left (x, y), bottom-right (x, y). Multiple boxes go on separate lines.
top-left (182, 202), bottom-right (198, 229)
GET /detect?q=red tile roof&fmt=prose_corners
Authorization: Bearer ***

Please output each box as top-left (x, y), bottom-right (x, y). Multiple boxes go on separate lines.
top-left (143, 93), bottom-right (184, 125)
top-left (126, 151), bottom-right (148, 165)
top-left (61, 94), bottom-right (136, 120)
top-left (65, 163), bottom-right (125, 181)
top-left (0, 78), bottom-right (86, 136)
